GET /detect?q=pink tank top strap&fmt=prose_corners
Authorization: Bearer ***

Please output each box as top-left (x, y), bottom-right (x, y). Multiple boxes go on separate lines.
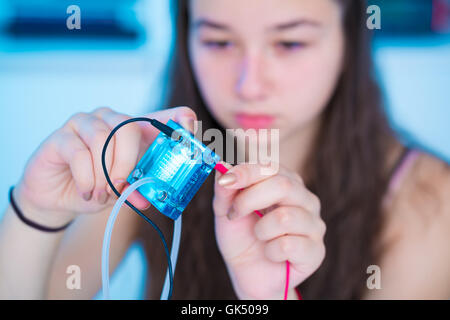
top-left (384, 147), bottom-right (421, 205)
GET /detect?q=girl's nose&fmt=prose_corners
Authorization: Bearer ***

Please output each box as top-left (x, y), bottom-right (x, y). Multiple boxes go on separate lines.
top-left (235, 53), bottom-right (268, 102)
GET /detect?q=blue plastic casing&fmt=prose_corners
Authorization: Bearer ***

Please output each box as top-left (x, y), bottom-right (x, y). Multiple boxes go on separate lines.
top-left (127, 119), bottom-right (220, 220)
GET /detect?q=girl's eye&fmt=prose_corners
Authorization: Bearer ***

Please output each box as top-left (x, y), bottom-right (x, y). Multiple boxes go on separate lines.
top-left (202, 40), bottom-right (233, 50)
top-left (276, 41), bottom-right (305, 51)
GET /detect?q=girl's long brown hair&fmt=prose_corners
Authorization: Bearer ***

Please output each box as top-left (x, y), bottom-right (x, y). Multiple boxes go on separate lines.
top-left (137, 0), bottom-right (399, 299)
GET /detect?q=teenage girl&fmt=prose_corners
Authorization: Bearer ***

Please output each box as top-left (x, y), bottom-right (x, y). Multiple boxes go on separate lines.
top-left (1, 0), bottom-right (449, 299)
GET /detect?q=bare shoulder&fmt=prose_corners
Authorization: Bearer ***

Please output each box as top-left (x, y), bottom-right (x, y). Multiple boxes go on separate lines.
top-left (385, 151), bottom-right (450, 226)
top-left (369, 151), bottom-right (450, 298)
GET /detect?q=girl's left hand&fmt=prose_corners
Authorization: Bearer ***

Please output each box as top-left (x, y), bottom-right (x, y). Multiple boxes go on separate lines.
top-left (213, 162), bottom-right (326, 299)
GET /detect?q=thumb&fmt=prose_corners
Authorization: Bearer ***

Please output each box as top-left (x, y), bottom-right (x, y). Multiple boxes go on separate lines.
top-left (139, 106), bottom-right (197, 145)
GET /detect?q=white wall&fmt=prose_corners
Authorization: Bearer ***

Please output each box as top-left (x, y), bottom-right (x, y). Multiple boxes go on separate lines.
top-left (0, 0), bottom-right (172, 300)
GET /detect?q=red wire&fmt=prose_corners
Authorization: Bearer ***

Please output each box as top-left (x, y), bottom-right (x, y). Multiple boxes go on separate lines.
top-left (214, 162), bottom-right (302, 300)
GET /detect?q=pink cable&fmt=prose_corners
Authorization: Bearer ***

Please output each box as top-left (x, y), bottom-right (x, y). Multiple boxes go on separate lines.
top-left (214, 162), bottom-right (302, 300)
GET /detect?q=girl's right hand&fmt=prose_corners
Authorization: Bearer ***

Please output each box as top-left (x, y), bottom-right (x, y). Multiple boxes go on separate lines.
top-left (13, 106), bottom-right (197, 228)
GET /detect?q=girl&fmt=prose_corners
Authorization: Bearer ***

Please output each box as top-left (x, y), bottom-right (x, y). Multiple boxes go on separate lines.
top-left (1, 0), bottom-right (449, 300)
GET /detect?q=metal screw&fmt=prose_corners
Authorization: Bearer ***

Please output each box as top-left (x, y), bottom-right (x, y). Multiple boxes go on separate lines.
top-left (132, 168), bottom-right (143, 180)
top-left (157, 190), bottom-right (168, 202)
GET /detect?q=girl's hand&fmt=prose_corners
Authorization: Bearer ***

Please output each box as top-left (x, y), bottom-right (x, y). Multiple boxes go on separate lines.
top-left (13, 106), bottom-right (196, 228)
top-left (213, 162), bottom-right (326, 299)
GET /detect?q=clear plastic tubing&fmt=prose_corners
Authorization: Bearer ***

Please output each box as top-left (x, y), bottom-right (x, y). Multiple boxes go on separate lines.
top-left (160, 212), bottom-right (181, 300)
top-left (102, 177), bottom-right (182, 300)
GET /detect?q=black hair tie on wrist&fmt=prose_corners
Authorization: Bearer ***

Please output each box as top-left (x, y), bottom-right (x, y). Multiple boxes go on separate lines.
top-left (9, 186), bottom-right (73, 233)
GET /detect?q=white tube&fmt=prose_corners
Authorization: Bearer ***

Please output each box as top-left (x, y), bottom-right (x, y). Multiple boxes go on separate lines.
top-left (101, 177), bottom-right (182, 300)
top-left (160, 213), bottom-right (182, 300)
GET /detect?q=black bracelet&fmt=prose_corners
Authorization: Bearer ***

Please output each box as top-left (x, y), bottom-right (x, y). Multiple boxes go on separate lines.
top-left (9, 186), bottom-right (73, 233)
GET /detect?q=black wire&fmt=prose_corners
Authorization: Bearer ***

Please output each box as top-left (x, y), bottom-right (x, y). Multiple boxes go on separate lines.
top-left (101, 117), bottom-right (174, 300)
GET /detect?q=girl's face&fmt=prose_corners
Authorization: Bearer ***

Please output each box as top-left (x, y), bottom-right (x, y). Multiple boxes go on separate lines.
top-left (188, 0), bottom-right (345, 140)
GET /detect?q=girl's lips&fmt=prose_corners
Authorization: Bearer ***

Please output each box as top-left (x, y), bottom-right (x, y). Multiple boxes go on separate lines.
top-left (235, 113), bottom-right (276, 129)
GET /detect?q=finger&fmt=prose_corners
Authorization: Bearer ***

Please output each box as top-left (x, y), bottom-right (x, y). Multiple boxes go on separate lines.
top-left (254, 206), bottom-right (325, 242)
top-left (66, 112), bottom-right (114, 204)
top-left (231, 174), bottom-right (320, 219)
top-left (118, 182), bottom-right (152, 211)
top-left (213, 161), bottom-right (239, 218)
top-left (92, 107), bottom-right (141, 196)
top-left (217, 162), bottom-right (299, 189)
top-left (140, 106), bottom-right (197, 145)
top-left (53, 129), bottom-right (95, 200)
top-left (214, 161), bottom-right (233, 181)
top-left (264, 235), bottom-right (325, 268)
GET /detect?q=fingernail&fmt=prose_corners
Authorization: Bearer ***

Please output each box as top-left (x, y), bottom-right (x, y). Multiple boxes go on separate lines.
top-left (181, 117), bottom-right (195, 133)
top-left (227, 208), bottom-right (238, 221)
top-left (82, 191), bottom-right (93, 201)
top-left (98, 190), bottom-right (108, 204)
top-left (218, 173), bottom-right (237, 187)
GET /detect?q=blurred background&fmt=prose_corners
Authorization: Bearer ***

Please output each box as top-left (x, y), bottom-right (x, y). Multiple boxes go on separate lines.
top-left (0, 0), bottom-right (449, 299)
